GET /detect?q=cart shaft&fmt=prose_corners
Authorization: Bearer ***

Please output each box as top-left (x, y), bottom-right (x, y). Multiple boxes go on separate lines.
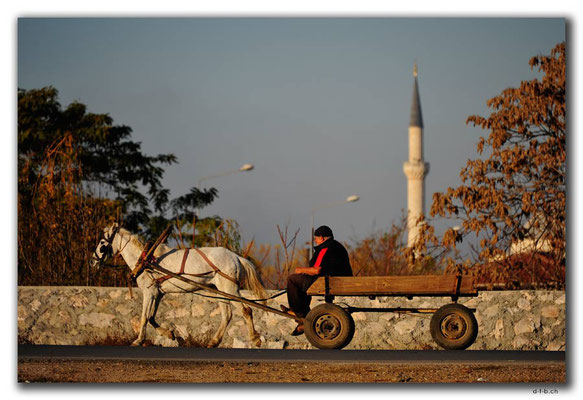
top-left (146, 263), bottom-right (301, 322)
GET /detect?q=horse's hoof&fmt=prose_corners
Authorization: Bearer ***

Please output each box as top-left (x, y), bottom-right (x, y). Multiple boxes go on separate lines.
top-left (130, 341), bottom-right (142, 347)
top-left (207, 340), bottom-right (219, 348)
top-left (157, 328), bottom-right (175, 340)
top-left (254, 338), bottom-right (262, 348)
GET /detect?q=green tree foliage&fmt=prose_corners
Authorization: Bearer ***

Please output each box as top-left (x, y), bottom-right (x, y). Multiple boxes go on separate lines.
top-left (18, 87), bottom-right (220, 285)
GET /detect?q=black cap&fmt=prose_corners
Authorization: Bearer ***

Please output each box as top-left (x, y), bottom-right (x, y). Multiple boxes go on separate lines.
top-left (314, 225), bottom-right (333, 238)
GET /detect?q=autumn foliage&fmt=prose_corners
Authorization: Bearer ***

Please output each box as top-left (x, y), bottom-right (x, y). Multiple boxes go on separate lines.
top-left (410, 42), bottom-right (566, 288)
top-left (18, 87), bottom-right (217, 286)
top-left (18, 44), bottom-right (565, 290)
top-left (245, 216), bottom-right (437, 290)
top-left (18, 132), bottom-right (123, 286)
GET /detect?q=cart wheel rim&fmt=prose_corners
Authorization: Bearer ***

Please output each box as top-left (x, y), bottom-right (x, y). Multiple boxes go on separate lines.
top-left (440, 313), bottom-right (468, 340)
top-left (314, 314), bottom-right (342, 340)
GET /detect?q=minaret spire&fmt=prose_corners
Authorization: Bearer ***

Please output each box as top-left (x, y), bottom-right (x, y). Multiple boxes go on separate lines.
top-left (403, 62), bottom-right (430, 248)
top-left (410, 63), bottom-right (423, 129)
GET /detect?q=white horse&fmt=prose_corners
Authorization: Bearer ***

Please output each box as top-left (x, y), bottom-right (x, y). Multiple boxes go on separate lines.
top-left (90, 223), bottom-right (267, 348)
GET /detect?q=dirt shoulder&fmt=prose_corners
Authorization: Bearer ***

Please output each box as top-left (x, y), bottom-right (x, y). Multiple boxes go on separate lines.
top-left (18, 359), bottom-right (565, 384)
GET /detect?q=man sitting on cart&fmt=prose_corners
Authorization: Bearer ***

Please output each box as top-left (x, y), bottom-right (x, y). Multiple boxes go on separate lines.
top-left (282, 225), bottom-right (352, 336)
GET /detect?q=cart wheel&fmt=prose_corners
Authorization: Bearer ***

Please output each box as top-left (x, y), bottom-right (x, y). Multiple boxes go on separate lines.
top-left (430, 303), bottom-right (478, 350)
top-left (304, 303), bottom-right (355, 350)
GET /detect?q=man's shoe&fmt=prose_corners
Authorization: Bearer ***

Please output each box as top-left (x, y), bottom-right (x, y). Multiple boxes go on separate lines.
top-left (291, 324), bottom-right (304, 336)
top-left (280, 305), bottom-right (297, 317)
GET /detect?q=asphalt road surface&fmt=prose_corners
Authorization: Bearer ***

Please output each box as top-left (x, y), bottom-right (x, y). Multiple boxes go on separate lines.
top-left (18, 345), bottom-right (565, 363)
top-left (18, 346), bottom-right (566, 383)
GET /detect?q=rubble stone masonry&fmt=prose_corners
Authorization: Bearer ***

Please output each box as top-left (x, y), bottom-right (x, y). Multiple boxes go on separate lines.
top-left (18, 287), bottom-right (565, 350)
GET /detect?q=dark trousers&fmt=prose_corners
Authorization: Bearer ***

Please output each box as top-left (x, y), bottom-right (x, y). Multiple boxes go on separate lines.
top-left (287, 273), bottom-right (319, 317)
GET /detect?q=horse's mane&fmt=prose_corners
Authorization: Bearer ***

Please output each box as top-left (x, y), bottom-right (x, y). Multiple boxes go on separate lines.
top-left (118, 228), bottom-right (144, 251)
top-left (153, 242), bottom-right (173, 257)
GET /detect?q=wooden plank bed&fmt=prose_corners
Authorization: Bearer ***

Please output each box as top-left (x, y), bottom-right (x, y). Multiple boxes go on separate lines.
top-left (306, 274), bottom-right (477, 297)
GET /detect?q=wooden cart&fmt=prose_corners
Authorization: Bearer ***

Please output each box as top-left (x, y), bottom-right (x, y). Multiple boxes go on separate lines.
top-left (304, 274), bottom-right (479, 350)
top-left (142, 258), bottom-right (478, 350)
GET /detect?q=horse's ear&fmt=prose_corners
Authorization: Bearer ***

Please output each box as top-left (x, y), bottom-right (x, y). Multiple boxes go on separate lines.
top-left (105, 222), bottom-right (119, 235)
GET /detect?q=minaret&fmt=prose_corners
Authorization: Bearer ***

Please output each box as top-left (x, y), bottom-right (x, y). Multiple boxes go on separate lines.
top-left (403, 63), bottom-right (430, 248)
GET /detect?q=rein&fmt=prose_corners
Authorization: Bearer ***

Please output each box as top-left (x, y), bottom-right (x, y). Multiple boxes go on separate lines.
top-left (98, 255), bottom-right (126, 269)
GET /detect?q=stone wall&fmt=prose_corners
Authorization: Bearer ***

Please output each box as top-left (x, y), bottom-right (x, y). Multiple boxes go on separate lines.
top-left (17, 287), bottom-right (565, 350)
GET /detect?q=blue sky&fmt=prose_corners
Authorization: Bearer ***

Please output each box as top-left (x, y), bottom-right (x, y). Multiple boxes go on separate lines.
top-left (17, 17), bottom-right (565, 248)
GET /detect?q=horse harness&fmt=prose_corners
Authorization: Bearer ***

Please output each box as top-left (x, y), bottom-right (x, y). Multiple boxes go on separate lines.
top-left (91, 224), bottom-right (120, 266)
top-left (96, 224), bottom-right (238, 288)
top-left (147, 248), bottom-right (239, 287)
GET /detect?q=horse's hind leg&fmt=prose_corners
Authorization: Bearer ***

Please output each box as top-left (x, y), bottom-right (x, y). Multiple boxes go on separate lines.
top-left (207, 302), bottom-right (232, 348)
top-left (148, 293), bottom-right (174, 340)
top-left (237, 303), bottom-right (261, 347)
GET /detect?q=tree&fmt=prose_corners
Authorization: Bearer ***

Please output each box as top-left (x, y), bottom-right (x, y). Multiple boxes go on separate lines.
top-left (415, 42), bottom-right (565, 287)
top-left (346, 212), bottom-right (439, 276)
top-left (18, 87), bottom-right (218, 235)
top-left (18, 87), bottom-right (219, 285)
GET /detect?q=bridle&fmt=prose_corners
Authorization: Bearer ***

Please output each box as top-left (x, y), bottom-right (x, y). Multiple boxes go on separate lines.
top-left (91, 224), bottom-right (121, 268)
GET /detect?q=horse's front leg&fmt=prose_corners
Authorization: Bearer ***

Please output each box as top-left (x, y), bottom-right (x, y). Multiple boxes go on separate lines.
top-left (207, 301), bottom-right (232, 348)
top-left (132, 290), bottom-right (156, 346)
top-left (149, 292), bottom-right (174, 340)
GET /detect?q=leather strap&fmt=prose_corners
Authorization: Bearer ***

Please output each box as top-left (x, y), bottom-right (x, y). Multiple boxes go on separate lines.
top-left (130, 240), bottom-right (154, 281)
top-left (194, 248), bottom-right (238, 285)
top-left (180, 248), bottom-right (190, 274)
top-left (155, 248), bottom-right (190, 285)
top-left (154, 248), bottom-right (238, 286)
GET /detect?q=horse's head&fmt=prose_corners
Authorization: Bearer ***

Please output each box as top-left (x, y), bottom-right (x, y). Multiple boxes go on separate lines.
top-left (90, 223), bottom-right (120, 271)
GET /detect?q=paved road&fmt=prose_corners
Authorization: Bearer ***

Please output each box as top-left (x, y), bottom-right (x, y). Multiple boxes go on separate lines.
top-left (18, 345), bottom-right (565, 364)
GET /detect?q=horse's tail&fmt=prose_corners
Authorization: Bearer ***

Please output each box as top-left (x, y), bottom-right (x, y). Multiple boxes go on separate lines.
top-left (238, 256), bottom-right (268, 305)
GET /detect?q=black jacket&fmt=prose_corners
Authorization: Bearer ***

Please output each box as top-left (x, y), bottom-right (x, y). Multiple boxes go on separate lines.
top-left (309, 239), bottom-right (353, 276)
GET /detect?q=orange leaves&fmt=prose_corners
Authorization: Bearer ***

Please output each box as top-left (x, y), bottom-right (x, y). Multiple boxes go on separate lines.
top-left (441, 227), bottom-right (462, 248)
top-left (346, 215), bottom-right (415, 276)
top-left (418, 43), bottom-right (565, 288)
